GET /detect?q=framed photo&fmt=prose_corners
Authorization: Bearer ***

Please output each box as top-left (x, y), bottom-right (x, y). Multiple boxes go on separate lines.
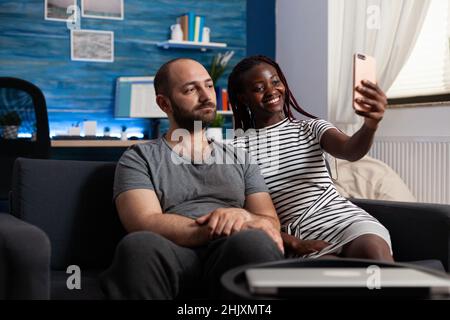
top-left (45, 0), bottom-right (76, 22)
top-left (71, 29), bottom-right (114, 63)
top-left (81, 0), bottom-right (124, 20)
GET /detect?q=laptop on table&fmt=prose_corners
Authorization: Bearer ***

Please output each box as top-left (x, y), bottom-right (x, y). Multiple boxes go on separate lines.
top-left (245, 267), bottom-right (450, 298)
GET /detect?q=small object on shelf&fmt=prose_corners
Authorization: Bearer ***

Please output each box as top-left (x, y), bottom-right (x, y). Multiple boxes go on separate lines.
top-left (202, 27), bottom-right (210, 43)
top-left (68, 123), bottom-right (81, 136)
top-left (170, 23), bottom-right (183, 41)
top-left (156, 40), bottom-right (227, 52)
top-left (121, 125), bottom-right (127, 141)
top-left (83, 120), bottom-right (97, 136)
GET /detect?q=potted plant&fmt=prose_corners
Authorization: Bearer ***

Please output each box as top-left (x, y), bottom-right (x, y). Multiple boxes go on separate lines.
top-left (0, 111), bottom-right (22, 139)
top-left (209, 51), bottom-right (235, 109)
top-left (206, 113), bottom-right (225, 142)
top-left (209, 50), bottom-right (235, 84)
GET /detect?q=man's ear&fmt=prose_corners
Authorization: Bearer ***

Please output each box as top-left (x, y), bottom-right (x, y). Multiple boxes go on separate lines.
top-left (156, 94), bottom-right (172, 114)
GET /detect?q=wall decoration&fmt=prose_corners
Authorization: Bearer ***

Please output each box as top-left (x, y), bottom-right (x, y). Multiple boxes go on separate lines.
top-left (71, 29), bottom-right (114, 62)
top-left (45, 0), bottom-right (76, 21)
top-left (81, 0), bottom-right (124, 20)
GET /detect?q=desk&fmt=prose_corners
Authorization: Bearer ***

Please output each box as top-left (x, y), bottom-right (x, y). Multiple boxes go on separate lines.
top-left (51, 140), bottom-right (150, 148)
top-left (50, 140), bottom-right (150, 161)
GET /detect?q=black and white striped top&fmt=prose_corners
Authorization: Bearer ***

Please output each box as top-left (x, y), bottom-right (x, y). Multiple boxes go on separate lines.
top-left (232, 117), bottom-right (391, 257)
top-left (233, 117), bottom-right (335, 225)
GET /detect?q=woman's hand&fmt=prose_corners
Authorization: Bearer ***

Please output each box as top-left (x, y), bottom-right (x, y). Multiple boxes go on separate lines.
top-left (354, 80), bottom-right (387, 130)
top-left (282, 232), bottom-right (329, 256)
top-left (290, 238), bottom-right (330, 256)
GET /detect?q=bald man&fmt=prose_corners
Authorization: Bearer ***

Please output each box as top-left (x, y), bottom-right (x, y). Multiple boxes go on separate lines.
top-left (100, 58), bottom-right (283, 299)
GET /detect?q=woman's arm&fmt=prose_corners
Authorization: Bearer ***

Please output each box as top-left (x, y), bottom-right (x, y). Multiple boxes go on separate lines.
top-left (321, 80), bottom-right (387, 162)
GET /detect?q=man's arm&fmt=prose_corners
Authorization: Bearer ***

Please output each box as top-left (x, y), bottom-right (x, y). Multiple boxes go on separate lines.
top-left (244, 192), bottom-right (280, 230)
top-left (116, 189), bottom-right (210, 247)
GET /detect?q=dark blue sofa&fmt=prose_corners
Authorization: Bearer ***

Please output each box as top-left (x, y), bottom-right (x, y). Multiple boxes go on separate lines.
top-left (0, 158), bottom-right (449, 299)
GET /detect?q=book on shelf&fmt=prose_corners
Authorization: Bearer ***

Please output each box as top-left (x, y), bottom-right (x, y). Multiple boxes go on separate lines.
top-left (222, 89), bottom-right (229, 111)
top-left (194, 15), bottom-right (205, 42)
top-left (178, 12), bottom-right (205, 42)
top-left (214, 88), bottom-right (231, 111)
top-left (179, 14), bottom-right (189, 41)
top-left (187, 11), bottom-right (195, 41)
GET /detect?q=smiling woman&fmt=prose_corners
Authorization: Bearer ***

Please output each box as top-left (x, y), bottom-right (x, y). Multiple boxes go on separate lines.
top-left (229, 55), bottom-right (394, 262)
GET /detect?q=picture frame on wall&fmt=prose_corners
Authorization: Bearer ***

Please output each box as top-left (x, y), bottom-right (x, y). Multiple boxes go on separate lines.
top-left (81, 0), bottom-right (124, 20)
top-left (45, 0), bottom-right (76, 22)
top-left (71, 29), bottom-right (114, 63)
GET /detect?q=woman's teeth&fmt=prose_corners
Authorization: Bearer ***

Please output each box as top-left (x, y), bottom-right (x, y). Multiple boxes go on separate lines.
top-left (265, 97), bottom-right (280, 104)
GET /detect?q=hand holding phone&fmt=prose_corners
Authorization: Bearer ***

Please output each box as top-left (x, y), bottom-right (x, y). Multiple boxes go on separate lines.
top-left (353, 53), bottom-right (377, 111)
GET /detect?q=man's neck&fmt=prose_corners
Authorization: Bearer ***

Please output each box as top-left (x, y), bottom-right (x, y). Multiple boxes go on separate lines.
top-left (165, 126), bottom-right (212, 162)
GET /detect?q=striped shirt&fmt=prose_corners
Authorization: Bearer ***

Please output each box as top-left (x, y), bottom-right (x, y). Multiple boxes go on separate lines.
top-left (233, 117), bottom-right (391, 257)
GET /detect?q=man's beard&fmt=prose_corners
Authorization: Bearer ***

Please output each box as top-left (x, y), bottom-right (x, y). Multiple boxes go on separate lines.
top-left (171, 101), bottom-right (217, 132)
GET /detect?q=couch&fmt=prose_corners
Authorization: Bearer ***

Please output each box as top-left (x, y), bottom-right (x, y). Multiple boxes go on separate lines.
top-left (1, 157), bottom-right (449, 299)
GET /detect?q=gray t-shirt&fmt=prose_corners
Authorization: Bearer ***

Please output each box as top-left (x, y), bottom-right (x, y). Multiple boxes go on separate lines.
top-left (113, 136), bottom-right (269, 219)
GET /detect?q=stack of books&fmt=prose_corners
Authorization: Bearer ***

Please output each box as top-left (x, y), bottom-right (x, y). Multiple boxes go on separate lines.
top-left (215, 88), bottom-right (230, 111)
top-left (178, 12), bottom-right (205, 42)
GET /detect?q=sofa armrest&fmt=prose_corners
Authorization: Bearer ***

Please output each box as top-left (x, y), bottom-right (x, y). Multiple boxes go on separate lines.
top-left (0, 213), bottom-right (50, 299)
top-left (351, 199), bottom-right (450, 271)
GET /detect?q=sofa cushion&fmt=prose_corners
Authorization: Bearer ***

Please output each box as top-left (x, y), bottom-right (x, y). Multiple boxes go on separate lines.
top-left (11, 158), bottom-right (126, 270)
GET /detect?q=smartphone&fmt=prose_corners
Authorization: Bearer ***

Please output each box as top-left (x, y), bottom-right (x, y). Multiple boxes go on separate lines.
top-left (353, 53), bottom-right (376, 111)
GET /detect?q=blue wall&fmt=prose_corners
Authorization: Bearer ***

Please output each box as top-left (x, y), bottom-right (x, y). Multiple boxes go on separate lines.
top-left (0, 0), bottom-right (246, 137)
top-left (247, 0), bottom-right (275, 59)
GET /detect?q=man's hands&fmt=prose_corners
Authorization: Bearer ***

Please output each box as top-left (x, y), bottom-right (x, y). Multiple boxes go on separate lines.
top-left (196, 208), bottom-right (252, 238)
top-left (196, 208), bottom-right (284, 253)
top-left (240, 218), bottom-right (284, 254)
top-left (354, 80), bottom-right (387, 130)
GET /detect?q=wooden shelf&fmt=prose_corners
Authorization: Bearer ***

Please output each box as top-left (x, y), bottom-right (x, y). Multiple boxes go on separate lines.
top-left (51, 140), bottom-right (150, 148)
top-left (156, 40), bottom-right (227, 52)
